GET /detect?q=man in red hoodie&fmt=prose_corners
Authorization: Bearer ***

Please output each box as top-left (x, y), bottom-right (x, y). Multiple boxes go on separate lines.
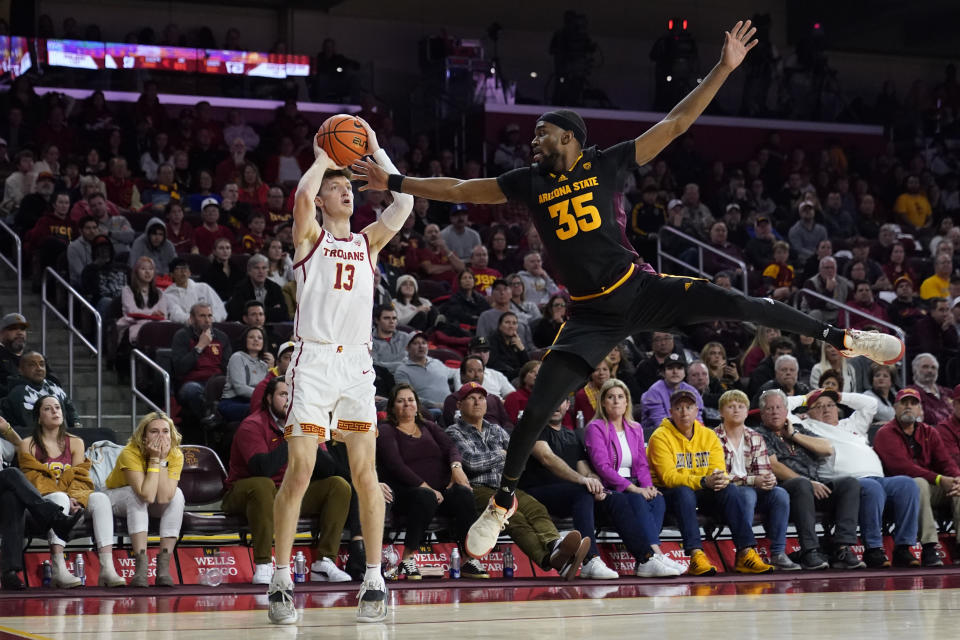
top-left (874, 387), bottom-right (960, 564)
top-left (936, 384), bottom-right (960, 469)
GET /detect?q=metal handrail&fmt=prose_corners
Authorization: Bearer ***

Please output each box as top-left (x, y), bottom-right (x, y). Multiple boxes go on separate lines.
top-left (40, 267), bottom-right (102, 428)
top-left (0, 220), bottom-right (22, 313)
top-left (656, 226), bottom-right (749, 294)
top-left (130, 349), bottom-right (171, 430)
top-left (799, 287), bottom-right (907, 370)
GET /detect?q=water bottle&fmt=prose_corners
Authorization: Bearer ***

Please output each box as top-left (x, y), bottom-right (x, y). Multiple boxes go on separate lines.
top-left (576, 411), bottom-right (584, 430)
top-left (293, 551), bottom-right (307, 584)
top-left (41, 561), bottom-right (52, 587)
top-left (502, 547), bottom-right (514, 578)
top-left (74, 554), bottom-right (85, 586)
top-left (449, 548), bottom-right (461, 579)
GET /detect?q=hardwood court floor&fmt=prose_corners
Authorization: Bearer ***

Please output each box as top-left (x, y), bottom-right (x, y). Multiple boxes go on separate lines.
top-left (2, 573), bottom-right (959, 640)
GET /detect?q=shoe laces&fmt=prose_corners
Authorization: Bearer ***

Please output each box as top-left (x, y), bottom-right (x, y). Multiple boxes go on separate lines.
top-left (400, 558), bottom-right (418, 573)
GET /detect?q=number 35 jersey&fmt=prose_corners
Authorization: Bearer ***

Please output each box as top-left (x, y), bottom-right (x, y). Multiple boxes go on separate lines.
top-left (497, 140), bottom-right (639, 298)
top-left (292, 230), bottom-right (374, 345)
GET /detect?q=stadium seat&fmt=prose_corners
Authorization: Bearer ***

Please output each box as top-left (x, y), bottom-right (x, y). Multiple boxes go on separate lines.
top-left (213, 321), bottom-right (247, 350)
top-left (416, 279), bottom-right (449, 301)
top-left (178, 445), bottom-right (245, 537)
top-left (181, 253), bottom-right (211, 280)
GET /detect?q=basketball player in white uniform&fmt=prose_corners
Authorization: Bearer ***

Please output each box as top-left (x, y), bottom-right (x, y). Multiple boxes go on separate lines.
top-left (268, 119), bottom-right (412, 625)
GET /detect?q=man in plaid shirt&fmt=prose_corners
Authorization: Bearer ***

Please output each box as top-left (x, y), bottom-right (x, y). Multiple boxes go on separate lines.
top-left (445, 382), bottom-right (589, 579)
top-left (714, 390), bottom-right (798, 571)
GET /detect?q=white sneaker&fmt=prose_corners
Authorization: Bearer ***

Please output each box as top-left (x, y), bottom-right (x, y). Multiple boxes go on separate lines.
top-left (267, 585), bottom-right (298, 625)
top-left (657, 553), bottom-right (686, 574)
top-left (635, 555), bottom-right (681, 578)
top-left (465, 495), bottom-right (517, 559)
top-left (252, 563), bottom-right (274, 585)
top-left (357, 578), bottom-right (388, 623)
top-left (841, 329), bottom-right (904, 365)
top-left (579, 556), bottom-right (619, 580)
top-left (311, 557), bottom-right (352, 582)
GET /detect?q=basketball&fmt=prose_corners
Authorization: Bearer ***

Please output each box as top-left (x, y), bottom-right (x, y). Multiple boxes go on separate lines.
top-left (316, 114), bottom-right (369, 167)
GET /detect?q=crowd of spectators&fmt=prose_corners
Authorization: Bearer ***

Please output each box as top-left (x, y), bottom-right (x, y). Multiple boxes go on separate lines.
top-left (2, 45), bottom-right (960, 587)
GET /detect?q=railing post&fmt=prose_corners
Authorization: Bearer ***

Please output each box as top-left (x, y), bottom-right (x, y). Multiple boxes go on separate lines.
top-left (41, 272), bottom-right (47, 357)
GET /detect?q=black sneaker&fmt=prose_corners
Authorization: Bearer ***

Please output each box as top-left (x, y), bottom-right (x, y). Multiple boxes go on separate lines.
top-left (800, 548), bottom-right (830, 570)
top-left (863, 547), bottom-right (891, 568)
top-left (461, 558), bottom-right (490, 579)
top-left (391, 558), bottom-right (421, 581)
top-left (831, 546), bottom-right (866, 570)
top-left (920, 543), bottom-right (943, 567)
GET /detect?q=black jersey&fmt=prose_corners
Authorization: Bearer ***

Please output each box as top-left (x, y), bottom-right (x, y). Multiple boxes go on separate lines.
top-left (496, 140), bottom-right (639, 297)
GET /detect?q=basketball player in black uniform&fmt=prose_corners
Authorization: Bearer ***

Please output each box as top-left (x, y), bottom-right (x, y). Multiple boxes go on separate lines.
top-left (352, 20), bottom-right (904, 560)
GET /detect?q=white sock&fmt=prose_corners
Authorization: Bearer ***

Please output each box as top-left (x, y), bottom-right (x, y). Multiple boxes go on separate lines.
top-left (272, 565), bottom-right (293, 588)
top-left (364, 564), bottom-right (383, 586)
top-left (51, 552), bottom-right (68, 572)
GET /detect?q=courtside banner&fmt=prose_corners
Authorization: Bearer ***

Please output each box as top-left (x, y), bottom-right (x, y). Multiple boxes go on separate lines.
top-left (178, 546), bottom-right (253, 584)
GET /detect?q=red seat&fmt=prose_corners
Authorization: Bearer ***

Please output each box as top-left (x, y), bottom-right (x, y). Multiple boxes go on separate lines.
top-left (135, 321), bottom-right (184, 358)
top-left (178, 445), bottom-right (246, 537)
top-left (213, 322), bottom-right (247, 351)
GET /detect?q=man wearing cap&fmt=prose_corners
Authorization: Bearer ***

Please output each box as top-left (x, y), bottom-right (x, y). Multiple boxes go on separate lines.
top-left (874, 387), bottom-right (960, 565)
top-left (249, 341), bottom-right (296, 411)
top-left (937, 385), bottom-right (960, 468)
top-left (888, 275), bottom-right (926, 332)
top-left (162, 258), bottom-right (227, 324)
top-left (394, 333), bottom-right (456, 414)
top-left (445, 382), bottom-right (589, 580)
top-left (194, 198), bottom-right (235, 257)
top-left (640, 353), bottom-right (703, 439)
top-left (788, 199), bottom-right (828, 263)
top-left (223, 376), bottom-right (352, 585)
top-left (0, 314), bottom-right (30, 396)
top-left (744, 215), bottom-right (777, 270)
top-left (647, 388), bottom-right (774, 575)
top-left (787, 388), bottom-right (922, 568)
top-left (659, 198), bottom-right (701, 259)
top-left (442, 355), bottom-right (512, 430)
top-left (450, 336), bottom-right (515, 398)
top-left (759, 240), bottom-right (795, 301)
top-left (440, 206), bottom-right (482, 262)
top-left (475, 280), bottom-right (535, 350)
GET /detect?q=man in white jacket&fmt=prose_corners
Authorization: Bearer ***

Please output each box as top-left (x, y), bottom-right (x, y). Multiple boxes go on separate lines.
top-left (162, 257), bottom-right (227, 323)
top-left (787, 389), bottom-right (921, 568)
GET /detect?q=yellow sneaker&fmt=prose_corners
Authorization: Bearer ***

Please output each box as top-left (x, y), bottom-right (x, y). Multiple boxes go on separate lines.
top-left (735, 548), bottom-right (774, 574)
top-left (687, 549), bottom-right (718, 576)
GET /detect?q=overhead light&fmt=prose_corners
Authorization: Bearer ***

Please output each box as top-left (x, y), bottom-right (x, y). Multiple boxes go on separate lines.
top-left (529, 71), bottom-right (538, 78)
top-left (666, 75), bottom-right (672, 82)
top-left (696, 77), bottom-right (702, 84)
top-left (336, 66), bottom-right (343, 73)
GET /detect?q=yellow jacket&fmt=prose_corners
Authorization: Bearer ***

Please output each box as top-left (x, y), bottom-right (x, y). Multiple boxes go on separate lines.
top-left (17, 451), bottom-right (95, 507)
top-left (646, 417), bottom-right (726, 490)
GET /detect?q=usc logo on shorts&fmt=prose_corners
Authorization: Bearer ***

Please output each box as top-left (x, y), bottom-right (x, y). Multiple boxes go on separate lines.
top-left (284, 423), bottom-right (327, 438)
top-left (336, 419), bottom-right (373, 433)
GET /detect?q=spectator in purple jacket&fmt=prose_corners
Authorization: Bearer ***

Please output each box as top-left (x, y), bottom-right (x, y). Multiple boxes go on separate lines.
top-left (585, 379), bottom-right (684, 578)
top-left (640, 352), bottom-right (703, 439)
top-left (376, 383), bottom-right (488, 581)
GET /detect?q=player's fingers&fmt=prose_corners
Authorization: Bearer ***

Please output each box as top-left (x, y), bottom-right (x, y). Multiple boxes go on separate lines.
top-left (730, 20), bottom-right (743, 37)
top-left (738, 20), bottom-right (751, 38)
top-left (745, 39), bottom-right (759, 51)
top-left (742, 26), bottom-right (757, 42)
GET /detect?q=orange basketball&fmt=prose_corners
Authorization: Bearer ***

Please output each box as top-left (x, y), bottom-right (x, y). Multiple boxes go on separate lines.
top-left (316, 114), bottom-right (369, 167)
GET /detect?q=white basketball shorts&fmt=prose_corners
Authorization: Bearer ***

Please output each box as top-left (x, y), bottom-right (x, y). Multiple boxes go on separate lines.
top-left (283, 341), bottom-right (377, 441)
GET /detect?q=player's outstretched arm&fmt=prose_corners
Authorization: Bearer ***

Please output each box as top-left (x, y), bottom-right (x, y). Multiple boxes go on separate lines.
top-left (292, 141), bottom-right (337, 248)
top-left (633, 19), bottom-right (758, 166)
top-left (352, 156), bottom-right (507, 205)
top-left (351, 118), bottom-right (415, 252)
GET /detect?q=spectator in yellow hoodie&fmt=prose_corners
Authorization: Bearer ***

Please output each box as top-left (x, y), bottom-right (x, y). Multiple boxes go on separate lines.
top-left (647, 388), bottom-right (773, 576)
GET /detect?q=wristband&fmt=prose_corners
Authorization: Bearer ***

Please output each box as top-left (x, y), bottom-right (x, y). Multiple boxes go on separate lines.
top-left (936, 474), bottom-right (942, 486)
top-left (387, 174), bottom-right (405, 193)
top-left (147, 467), bottom-right (160, 473)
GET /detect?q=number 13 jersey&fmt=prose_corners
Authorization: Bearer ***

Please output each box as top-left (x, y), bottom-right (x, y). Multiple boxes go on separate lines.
top-left (292, 230), bottom-right (374, 344)
top-left (496, 140), bottom-right (639, 298)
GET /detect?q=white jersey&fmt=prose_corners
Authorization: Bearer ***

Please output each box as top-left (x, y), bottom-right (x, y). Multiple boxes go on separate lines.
top-left (293, 229), bottom-right (374, 345)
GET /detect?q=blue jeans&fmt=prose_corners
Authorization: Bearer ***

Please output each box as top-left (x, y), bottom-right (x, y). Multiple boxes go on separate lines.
top-left (597, 491), bottom-right (666, 560)
top-left (737, 485), bottom-right (790, 554)
top-left (857, 476), bottom-right (919, 548)
top-left (525, 482), bottom-right (600, 558)
top-left (661, 484), bottom-right (756, 552)
top-left (219, 396), bottom-right (252, 423)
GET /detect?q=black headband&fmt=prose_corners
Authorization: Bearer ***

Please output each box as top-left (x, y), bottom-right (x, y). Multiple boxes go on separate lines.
top-left (538, 110), bottom-right (586, 146)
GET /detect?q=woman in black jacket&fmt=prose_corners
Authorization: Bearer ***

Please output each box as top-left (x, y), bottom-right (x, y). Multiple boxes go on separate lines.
top-left (440, 270), bottom-right (490, 329)
top-left (486, 311), bottom-right (530, 380)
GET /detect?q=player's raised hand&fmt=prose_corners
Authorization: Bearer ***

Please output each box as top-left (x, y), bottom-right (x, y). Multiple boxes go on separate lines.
top-left (719, 19), bottom-right (758, 71)
top-left (351, 155), bottom-right (389, 192)
top-left (353, 116), bottom-right (381, 154)
top-left (312, 134), bottom-right (343, 169)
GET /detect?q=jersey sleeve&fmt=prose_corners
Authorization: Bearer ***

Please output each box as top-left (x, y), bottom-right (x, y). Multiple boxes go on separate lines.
top-left (496, 167), bottom-right (533, 204)
top-left (599, 140), bottom-right (639, 190)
